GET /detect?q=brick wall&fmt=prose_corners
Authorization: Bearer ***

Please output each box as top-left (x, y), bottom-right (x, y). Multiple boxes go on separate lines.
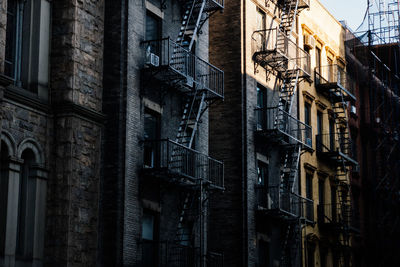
top-left (209, 0), bottom-right (245, 266)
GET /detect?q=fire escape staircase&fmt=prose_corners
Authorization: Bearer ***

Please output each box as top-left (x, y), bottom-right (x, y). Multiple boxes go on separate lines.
top-left (169, 1), bottom-right (224, 265)
top-left (275, 2), bottom-right (312, 265)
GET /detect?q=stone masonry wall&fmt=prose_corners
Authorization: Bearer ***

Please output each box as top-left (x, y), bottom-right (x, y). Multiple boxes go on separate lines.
top-left (46, 0), bottom-right (104, 266)
top-left (0, 0), bottom-right (6, 73)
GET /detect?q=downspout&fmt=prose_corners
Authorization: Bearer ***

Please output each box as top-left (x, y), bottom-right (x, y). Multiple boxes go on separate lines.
top-left (241, 0), bottom-right (248, 265)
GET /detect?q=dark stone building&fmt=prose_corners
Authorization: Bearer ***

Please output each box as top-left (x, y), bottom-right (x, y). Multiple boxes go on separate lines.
top-left (0, 0), bottom-right (104, 266)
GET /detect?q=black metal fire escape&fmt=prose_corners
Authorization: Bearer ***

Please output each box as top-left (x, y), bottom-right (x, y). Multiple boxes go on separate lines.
top-left (315, 64), bottom-right (358, 266)
top-left (142, 1), bottom-right (224, 266)
top-left (252, 1), bottom-right (311, 267)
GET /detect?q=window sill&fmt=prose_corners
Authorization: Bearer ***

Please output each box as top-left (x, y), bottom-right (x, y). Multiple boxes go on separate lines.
top-left (4, 85), bottom-right (50, 113)
top-left (0, 74), bottom-right (14, 87)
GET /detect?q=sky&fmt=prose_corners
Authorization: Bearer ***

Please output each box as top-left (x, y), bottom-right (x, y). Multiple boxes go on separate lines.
top-left (319, 0), bottom-right (369, 31)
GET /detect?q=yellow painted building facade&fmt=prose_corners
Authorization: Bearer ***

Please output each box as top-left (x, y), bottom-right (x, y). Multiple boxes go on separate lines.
top-left (298, 1), bottom-right (357, 267)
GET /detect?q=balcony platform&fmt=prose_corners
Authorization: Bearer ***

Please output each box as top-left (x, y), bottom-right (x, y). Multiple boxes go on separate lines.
top-left (255, 107), bottom-right (313, 151)
top-left (317, 204), bottom-right (352, 232)
top-left (252, 28), bottom-right (311, 78)
top-left (141, 139), bottom-right (224, 190)
top-left (315, 65), bottom-right (356, 102)
top-left (316, 134), bottom-right (358, 166)
top-left (275, 0), bottom-right (310, 9)
top-left (142, 38), bottom-right (224, 100)
top-left (256, 186), bottom-right (303, 220)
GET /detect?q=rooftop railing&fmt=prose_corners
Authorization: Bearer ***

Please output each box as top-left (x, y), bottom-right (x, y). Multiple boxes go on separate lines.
top-left (143, 139), bottom-right (224, 189)
top-left (252, 28), bottom-right (311, 77)
top-left (255, 107), bottom-right (312, 149)
top-left (142, 38), bottom-right (224, 99)
top-left (315, 65), bottom-right (356, 100)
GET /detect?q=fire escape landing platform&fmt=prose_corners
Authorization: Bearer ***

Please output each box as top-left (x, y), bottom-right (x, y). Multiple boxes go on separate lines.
top-left (142, 139), bottom-right (224, 190)
top-left (142, 38), bottom-right (224, 100)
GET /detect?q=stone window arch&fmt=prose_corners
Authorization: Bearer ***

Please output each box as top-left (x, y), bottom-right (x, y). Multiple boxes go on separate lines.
top-left (0, 132), bottom-right (21, 265)
top-left (0, 138), bottom-right (48, 266)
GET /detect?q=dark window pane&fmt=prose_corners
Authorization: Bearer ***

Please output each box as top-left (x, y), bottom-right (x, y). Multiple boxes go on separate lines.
top-left (146, 12), bottom-right (161, 41)
top-left (258, 240), bottom-right (269, 267)
top-left (304, 103), bottom-right (311, 126)
top-left (5, 0), bottom-right (17, 78)
top-left (257, 161), bottom-right (268, 186)
top-left (144, 111), bottom-right (160, 167)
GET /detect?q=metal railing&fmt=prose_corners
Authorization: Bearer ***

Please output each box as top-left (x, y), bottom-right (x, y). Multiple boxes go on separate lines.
top-left (142, 38), bottom-right (224, 98)
top-left (251, 28), bottom-right (311, 76)
top-left (316, 133), bottom-right (353, 158)
top-left (276, 0), bottom-right (310, 8)
top-left (317, 203), bottom-right (351, 227)
top-left (138, 240), bottom-right (223, 267)
top-left (255, 185), bottom-right (302, 217)
top-left (300, 196), bottom-right (314, 222)
top-left (203, 0), bottom-right (224, 11)
top-left (138, 241), bottom-right (199, 267)
top-left (143, 139), bottom-right (224, 188)
top-left (315, 65), bottom-right (355, 96)
top-left (255, 107), bottom-right (312, 149)
top-left (207, 251), bottom-right (224, 267)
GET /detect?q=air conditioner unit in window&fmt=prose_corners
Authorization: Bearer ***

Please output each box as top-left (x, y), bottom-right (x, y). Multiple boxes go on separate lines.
top-left (304, 35), bottom-right (316, 49)
top-left (146, 53), bottom-right (160, 67)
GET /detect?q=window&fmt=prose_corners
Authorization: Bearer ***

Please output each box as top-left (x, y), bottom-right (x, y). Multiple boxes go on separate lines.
top-left (315, 47), bottom-right (321, 70)
top-left (306, 173), bottom-right (313, 220)
top-left (317, 111), bottom-right (323, 136)
top-left (0, 141), bottom-right (10, 255)
top-left (16, 149), bottom-right (36, 259)
top-left (5, 0), bottom-right (31, 87)
top-left (257, 161), bottom-right (269, 186)
top-left (142, 211), bottom-right (159, 267)
top-left (256, 84), bottom-right (267, 130)
top-left (256, 8), bottom-right (266, 51)
top-left (258, 239), bottom-right (270, 267)
top-left (318, 178), bottom-right (325, 206)
top-left (327, 58), bottom-right (334, 82)
top-left (329, 119), bottom-right (335, 151)
top-left (307, 243), bottom-right (315, 267)
top-left (331, 186), bottom-right (337, 222)
top-left (320, 248), bottom-right (327, 267)
top-left (144, 109), bottom-right (160, 167)
top-left (304, 102), bottom-right (311, 127)
top-left (146, 11), bottom-right (161, 41)
top-left (5, 0), bottom-right (50, 96)
top-left (256, 8), bottom-right (266, 31)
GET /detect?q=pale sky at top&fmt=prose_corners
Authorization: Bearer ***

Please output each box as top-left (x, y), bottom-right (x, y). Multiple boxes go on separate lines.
top-left (319, 0), bottom-right (368, 32)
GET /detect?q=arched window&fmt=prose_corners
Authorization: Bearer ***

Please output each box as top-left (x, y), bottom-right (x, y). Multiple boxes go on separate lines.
top-left (5, 0), bottom-right (51, 99)
top-left (16, 149), bottom-right (36, 260)
top-left (0, 141), bottom-right (10, 257)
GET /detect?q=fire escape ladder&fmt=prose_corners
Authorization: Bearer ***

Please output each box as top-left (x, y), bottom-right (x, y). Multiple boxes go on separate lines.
top-left (279, 0), bottom-right (300, 37)
top-left (278, 66), bottom-right (300, 113)
top-left (332, 91), bottom-right (351, 166)
top-left (280, 145), bottom-right (301, 194)
top-left (280, 221), bottom-right (301, 267)
top-left (176, 89), bottom-right (207, 148)
top-left (177, 0), bottom-right (207, 51)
